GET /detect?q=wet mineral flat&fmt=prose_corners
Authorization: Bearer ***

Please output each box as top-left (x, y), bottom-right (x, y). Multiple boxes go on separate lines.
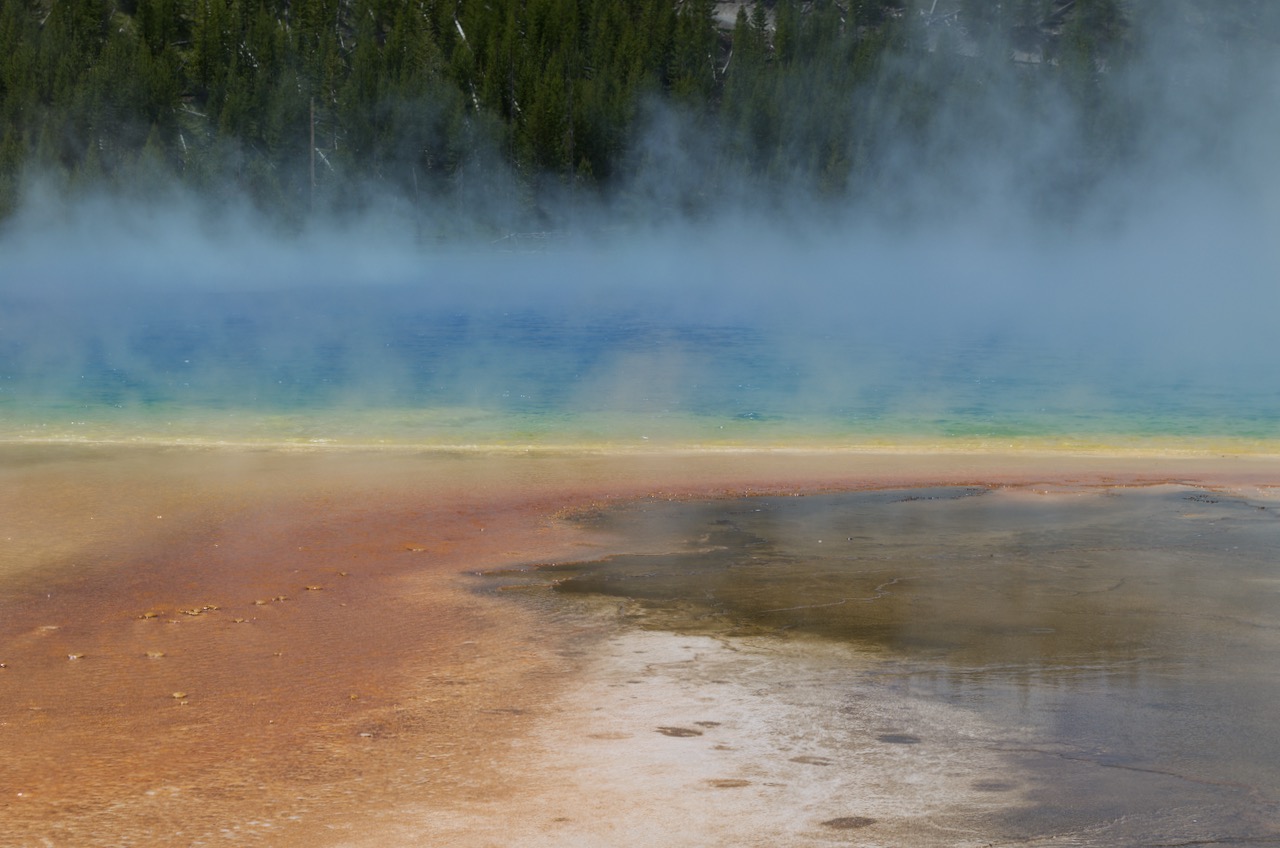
top-left (462, 484), bottom-right (1280, 846)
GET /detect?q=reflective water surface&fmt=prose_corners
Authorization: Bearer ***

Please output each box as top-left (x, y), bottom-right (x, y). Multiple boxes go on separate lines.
top-left (501, 485), bottom-right (1280, 843)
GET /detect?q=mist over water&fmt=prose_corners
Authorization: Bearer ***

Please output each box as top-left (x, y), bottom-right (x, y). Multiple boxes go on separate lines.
top-left (2, 8), bottom-right (1277, 449)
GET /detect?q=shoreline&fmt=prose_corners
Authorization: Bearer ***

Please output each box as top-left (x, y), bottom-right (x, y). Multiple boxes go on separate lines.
top-left (2, 444), bottom-right (1278, 845)
top-left (4, 439), bottom-right (1280, 485)
top-left (4, 434), bottom-right (1279, 459)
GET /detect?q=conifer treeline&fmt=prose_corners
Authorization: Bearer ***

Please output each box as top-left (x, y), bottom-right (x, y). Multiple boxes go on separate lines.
top-left (0, 0), bottom-right (1273, 229)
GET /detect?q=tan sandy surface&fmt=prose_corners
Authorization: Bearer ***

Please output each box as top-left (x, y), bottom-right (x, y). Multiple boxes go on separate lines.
top-left (1, 445), bottom-right (1277, 847)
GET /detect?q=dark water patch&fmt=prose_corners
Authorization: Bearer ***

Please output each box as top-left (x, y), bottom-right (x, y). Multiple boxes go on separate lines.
top-left (543, 486), bottom-right (1280, 666)
top-left (821, 816), bottom-right (877, 830)
top-left (501, 484), bottom-right (1280, 844)
top-left (876, 733), bottom-right (922, 745)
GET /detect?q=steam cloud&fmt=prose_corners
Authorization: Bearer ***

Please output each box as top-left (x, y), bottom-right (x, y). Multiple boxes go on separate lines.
top-left (1, 6), bottom-right (1277, 443)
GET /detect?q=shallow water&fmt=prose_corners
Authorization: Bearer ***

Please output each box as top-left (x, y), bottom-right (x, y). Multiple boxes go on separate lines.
top-left (497, 484), bottom-right (1280, 843)
top-left (3, 285), bottom-right (1278, 450)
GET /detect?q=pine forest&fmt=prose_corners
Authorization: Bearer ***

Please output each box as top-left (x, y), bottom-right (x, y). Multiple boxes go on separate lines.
top-left (0, 0), bottom-right (1275, 232)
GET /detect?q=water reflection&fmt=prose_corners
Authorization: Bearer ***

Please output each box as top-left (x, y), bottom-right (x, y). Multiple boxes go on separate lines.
top-left (501, 485), bottom-right (1280, 842)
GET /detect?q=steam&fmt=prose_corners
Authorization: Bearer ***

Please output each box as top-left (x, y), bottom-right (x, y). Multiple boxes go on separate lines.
top-left (1, 6), bottom-right (1277, 444)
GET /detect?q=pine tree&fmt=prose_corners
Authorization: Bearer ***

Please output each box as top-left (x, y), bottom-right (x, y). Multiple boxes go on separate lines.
top-left (670, 0), bottom-right (717, 101)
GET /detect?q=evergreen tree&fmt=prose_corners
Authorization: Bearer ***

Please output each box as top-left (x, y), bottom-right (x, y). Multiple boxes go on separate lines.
top-left (670, 0), bottom-right (717, 101)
